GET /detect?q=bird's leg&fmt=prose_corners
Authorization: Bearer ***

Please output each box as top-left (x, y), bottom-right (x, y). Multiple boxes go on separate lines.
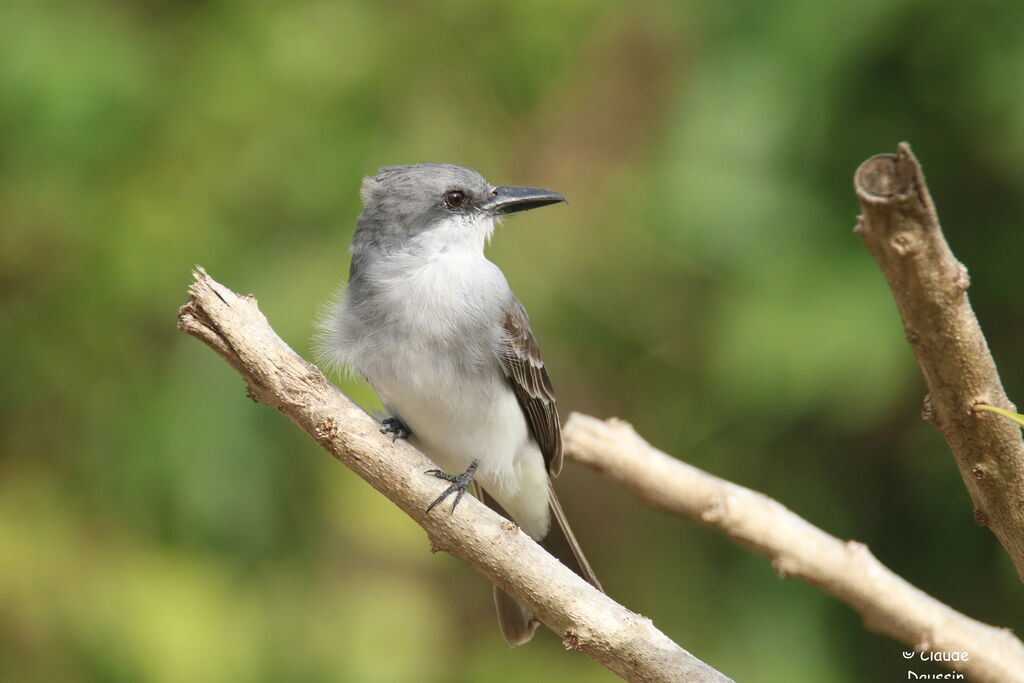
top-left (425, 460), bottom-right (479, 515)
top-left (380, 416), bottom-right (411, 442)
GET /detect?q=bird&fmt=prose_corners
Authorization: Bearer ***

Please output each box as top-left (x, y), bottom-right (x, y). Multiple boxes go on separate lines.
top-left (317, 162), bottom-right (602, 645)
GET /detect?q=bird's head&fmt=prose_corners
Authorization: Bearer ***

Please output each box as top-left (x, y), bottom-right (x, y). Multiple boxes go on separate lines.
top-left (354, 163), bottom-right (565, 254)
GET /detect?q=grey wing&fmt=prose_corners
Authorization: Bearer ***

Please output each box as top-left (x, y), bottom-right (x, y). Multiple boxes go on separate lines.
top-left (499, 297), bottom-right (562, 476)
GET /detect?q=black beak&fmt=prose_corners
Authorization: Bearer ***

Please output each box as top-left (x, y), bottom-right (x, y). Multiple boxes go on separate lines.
top-left (481, 186), bottom-right (566, 215)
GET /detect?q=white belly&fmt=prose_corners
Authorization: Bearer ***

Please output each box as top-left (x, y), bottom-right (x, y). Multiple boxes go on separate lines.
top-left (325, 247), bottom-right (552, 538)
top-left (370, 355), bottom-right (550, 539)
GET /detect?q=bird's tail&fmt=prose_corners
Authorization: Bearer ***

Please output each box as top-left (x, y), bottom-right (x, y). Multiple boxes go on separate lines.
top-left (543, 482), bottom-right (603, 591)
top-left (479, 480), bottom-right (602, 646)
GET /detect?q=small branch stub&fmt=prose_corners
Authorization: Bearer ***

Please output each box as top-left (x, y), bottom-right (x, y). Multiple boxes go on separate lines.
top-left (854, 143), bottom-right (1024, 580)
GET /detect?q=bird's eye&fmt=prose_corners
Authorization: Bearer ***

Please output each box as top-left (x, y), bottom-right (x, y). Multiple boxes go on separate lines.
top-left (444, 190), bottom-right (465, 209)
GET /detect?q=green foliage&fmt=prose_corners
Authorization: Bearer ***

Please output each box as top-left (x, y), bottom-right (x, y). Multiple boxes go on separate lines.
top-left (3, 0), bottom-right (1023, 680)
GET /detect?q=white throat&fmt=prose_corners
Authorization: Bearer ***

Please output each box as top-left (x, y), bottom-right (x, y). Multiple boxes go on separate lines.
top-left (408, 213), bottom-right (497, 257)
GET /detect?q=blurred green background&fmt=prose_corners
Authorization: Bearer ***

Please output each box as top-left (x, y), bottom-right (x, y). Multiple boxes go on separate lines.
top-left (3, 0), bottom-right (1023, 681)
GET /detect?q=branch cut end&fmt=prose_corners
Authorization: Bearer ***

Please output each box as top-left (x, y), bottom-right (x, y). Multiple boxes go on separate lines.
top-left (855, 153), bottom-right (905, 199)
top-left (854, 142), bottom-right (930, 215)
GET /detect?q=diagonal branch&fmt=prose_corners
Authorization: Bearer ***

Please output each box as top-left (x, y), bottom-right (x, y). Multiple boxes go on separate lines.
top-left (562, 413), bottom-right (1024, 683)
top-left (176, 268), bottom-right (731, 683)
top-left (854, 142), bottom-right (1024, 579)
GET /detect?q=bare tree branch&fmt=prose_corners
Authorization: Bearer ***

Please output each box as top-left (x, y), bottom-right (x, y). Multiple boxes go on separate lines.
top-left (562, 413), bottom-right (1024, 683)
top-left (854, 142), bottom-right (1024, 579)
top-left (176, 268), bottom-right (731, 683)
top-left (177, 260), bottom-right (1023, 682)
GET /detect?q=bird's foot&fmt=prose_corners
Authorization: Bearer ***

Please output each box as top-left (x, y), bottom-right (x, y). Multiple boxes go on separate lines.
top-left (425, 460), bottom-right (479, 515)
top-left (380, 416), bottom-right (411, 442)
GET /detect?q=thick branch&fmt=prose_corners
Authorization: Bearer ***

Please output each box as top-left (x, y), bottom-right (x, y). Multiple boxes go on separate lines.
top-left (562, 414), bottom-right (1024, 683)
top-left (854, 142), bottom-right (1024, 578)
top-left (176, 268), bottom-right (730, 683)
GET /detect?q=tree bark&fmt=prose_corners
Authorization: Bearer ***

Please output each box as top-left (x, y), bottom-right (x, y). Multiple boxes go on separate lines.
top-left (854, 142), bottom-right (1024, 579)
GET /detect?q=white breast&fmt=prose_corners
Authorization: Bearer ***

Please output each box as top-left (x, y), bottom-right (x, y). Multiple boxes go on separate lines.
top-left (319, 217), bottom-right (552, 538)
top-left (359, 249), bottom-right (518, 465)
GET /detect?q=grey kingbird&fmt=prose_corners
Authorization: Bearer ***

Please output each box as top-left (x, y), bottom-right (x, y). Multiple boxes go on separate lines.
top-left (317, 163), bottom-right (602, 645)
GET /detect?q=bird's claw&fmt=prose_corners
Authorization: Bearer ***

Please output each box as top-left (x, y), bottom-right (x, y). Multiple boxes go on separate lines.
top-left (380, 416), bottom-right (411, 442)
top-left (425, 460), bottom-right (479, 515)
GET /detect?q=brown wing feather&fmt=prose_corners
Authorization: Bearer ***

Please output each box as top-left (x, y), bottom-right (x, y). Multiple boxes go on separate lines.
top-left (499, 297), bottom-right (562, 475)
